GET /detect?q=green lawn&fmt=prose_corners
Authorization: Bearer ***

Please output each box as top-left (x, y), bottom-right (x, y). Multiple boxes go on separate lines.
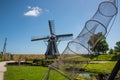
top-left (4, 53), bottom-right (120, 80)
top-left (4, 61), bottom-right (119, 80)
top-left (4, 61), bottom-right (117, 80)
top-left (4, 66), bottom-right (65, 80)
top-left (91, 54), bottom-right (120, 61)
top-left (84, 61), bottom-right (117, 74)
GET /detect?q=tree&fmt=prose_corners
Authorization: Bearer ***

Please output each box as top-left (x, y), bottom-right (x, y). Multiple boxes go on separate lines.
top-left (88, 32), bottom-right (109, 54)
top-left (109, 48), bottom-right (114, 54)
top-left (88, 32), bottom-right (103, 50)
top-left (95, 39), bottom-right (109, 54)
top-left (114, 41), bottom-right (120, 54)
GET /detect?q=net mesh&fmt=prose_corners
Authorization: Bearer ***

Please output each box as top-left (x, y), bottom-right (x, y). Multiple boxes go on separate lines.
top-left (42, 0), bottom-right (118, 80)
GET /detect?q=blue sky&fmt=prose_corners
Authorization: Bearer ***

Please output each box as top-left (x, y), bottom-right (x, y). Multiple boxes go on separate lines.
top-left (0, 0), bottom-right (120, 54)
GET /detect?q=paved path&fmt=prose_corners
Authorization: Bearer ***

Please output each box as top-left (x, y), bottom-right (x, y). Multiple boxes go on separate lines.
top-left (0, 61), bottom-right (15, 80)
top-left (0, 61), bottom-right (7, 80)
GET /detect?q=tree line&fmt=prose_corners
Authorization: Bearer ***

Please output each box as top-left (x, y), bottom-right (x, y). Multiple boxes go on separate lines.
top-left (88, 32), bottom-right (120, 55)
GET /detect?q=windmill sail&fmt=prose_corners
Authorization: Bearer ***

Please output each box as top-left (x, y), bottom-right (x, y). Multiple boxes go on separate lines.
top-left (31, 36), bottom-right (49, 41)
top-left (1, 38), bottom-right (7, 61)
top-left (48, 20), bottom-right (55, 36)
top-left (56, 34), bottom-right (73, 41)
top-left (2, 38), bottom-right (7, 55)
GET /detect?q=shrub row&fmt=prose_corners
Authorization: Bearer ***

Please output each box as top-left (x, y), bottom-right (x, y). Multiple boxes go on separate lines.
top-left (12, 54), bottom-right (45, 61)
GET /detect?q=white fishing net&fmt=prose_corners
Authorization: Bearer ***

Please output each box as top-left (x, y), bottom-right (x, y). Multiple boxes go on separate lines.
top-left (41, 0), bottom-right (118, 80)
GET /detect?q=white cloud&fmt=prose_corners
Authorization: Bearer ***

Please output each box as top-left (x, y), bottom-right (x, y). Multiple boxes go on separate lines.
top-left (24, 6), bottom-right (42, 17)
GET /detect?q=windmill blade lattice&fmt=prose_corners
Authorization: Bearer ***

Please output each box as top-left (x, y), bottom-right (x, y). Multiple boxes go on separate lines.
top-left (56, 34), bottom-right (73, 41)
top-left (42, 0), bottom-right (119, 80)
top-left (48, 20), bottom-right (56, 36)
top-left (31, 36), bottom-right (49, 41)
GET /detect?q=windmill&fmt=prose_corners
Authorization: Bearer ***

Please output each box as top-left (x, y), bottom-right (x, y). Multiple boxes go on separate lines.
top-left (1, 38), bottom-right (7, 61)
top-left (31, 20), bottom-right (73, 59)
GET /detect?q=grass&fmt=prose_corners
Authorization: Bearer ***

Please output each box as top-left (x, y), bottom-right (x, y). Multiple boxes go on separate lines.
top-left (4, 66), bottom-right (65, 80)
top-left (84, 61), bottom-right (117, 74)
top-left (63, 61), bottom-right (117, 74)
top-left (4, 54), bottom-right (120, 80)
top-left (4, 61), bottom-right (118, 80)
top-left (91, 54), bottom-right (120, 61)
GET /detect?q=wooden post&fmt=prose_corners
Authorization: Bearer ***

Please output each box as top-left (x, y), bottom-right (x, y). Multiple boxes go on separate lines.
top-left (18, 58), bottom-right (21, 66)
top-left (108, 59), bottom-right (120, 80)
